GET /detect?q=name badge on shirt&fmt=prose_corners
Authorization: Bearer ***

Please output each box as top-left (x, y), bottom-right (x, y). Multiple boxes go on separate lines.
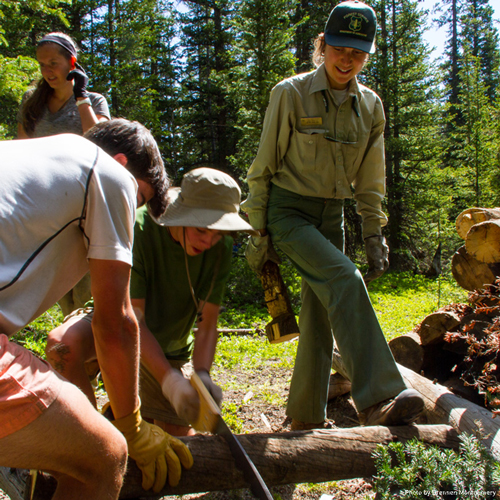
top-left (301, 117), bottom-right (323, 127)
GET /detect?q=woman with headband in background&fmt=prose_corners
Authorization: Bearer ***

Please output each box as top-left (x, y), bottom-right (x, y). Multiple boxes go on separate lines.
top-left (17, 32), bottom-right (111, 316)
top-left (17, 32), bottom-right (110, 139)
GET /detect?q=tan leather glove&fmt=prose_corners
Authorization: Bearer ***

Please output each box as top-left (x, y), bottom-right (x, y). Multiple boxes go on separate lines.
top-left (112, 407), bottom-right (193, 492)
top-left (196, 369), bottom-right (223, 406)
top-left (161, 369), bottom-right (200, 424)
top-left (245, 235), bottom-right (281, 273)
top-left (363, 235), bottom-right (389, 284)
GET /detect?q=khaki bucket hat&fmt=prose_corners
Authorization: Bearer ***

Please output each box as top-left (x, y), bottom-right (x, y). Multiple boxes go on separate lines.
top-left (155, 167), bottom-right (258, 235)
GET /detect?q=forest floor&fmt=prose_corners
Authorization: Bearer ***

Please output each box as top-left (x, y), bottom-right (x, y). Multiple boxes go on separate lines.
top-left (0, 344), bottom-right (376, 500)
top-left (156, 361), bottom-right (376, 500)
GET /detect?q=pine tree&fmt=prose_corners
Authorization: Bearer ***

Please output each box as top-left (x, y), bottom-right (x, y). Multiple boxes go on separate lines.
top-left (228, 0), bottom-right (297, 183)
top-left (366, 0), bottom-right (445, 271)
top-left (177, 0), bottom-right (239, 179)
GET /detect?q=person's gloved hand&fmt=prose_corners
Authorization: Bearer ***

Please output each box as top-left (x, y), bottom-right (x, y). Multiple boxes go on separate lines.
top-left (161, 369), bottom-right (200, 424)
top-left (245, 234), bottom-right (281, 273)
top-left (196, 369), bottom-right (222, 406)
top-left (363, 235), bottom-right (389, 284)
top-left (67, 67), bottom-right (89, 99)
top-left (112, 407), bottom-right (193, 492)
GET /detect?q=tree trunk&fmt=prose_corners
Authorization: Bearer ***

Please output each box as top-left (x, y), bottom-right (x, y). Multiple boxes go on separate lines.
top-left (466, 220), bottom-right (500, 263)
top-left (331, 350), bottom-right (500, 461)
top-left (451, 245), bottom-right (500, 291)
top-left (0, 425), bottom-right (460, 500)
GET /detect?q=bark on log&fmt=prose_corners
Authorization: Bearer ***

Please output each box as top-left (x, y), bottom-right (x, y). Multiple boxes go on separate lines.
top-left (466, 220), bottom-right (500, 264)
top-left (331, 349), bottom-right (500, 461)
top-left (388, 332), bottom-right (424, 372)
top-left (328, 372), bottom-right (352, 399)
top-left (456, 207), bottom-right (500, 240)
top-left (451, 246), bottom-right (500, 291)
top-left (0, 425), bottom-right (459, 500)
top-left (416, 310), bottom-right (461, 346)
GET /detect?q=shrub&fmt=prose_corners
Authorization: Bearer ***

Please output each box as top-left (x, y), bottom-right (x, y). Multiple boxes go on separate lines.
top-left (372, 433), bottom-right (500, 499)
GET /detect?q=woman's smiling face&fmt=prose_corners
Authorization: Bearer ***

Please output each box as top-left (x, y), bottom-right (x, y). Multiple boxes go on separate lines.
top-left (36, 43), bottom-right (73, 90)
top-left (323, 44), bottom-right (368, 90)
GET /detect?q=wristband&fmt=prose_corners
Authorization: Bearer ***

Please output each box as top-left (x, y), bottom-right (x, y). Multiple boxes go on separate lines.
top-left (76, 97), bottom-right (91, 107)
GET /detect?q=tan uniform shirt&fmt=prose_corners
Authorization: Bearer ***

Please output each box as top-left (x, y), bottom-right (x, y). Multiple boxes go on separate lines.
top-left (242, 63), bottom-right (387, 238)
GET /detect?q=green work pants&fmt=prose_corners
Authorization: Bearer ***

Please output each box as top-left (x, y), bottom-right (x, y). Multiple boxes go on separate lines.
top-left (267, 185), bottom-right (406, 423)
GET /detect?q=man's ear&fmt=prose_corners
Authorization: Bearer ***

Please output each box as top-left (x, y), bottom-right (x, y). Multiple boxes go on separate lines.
top-left (112, 153), bottom-right (128, 166)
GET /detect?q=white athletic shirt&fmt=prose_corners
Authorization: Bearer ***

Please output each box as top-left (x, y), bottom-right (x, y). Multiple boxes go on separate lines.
top-left (0, 134), bottom-right (137, 335)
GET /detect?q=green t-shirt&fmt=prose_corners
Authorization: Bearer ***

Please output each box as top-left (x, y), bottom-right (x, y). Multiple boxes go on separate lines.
top-left (130, 206), bottom-right (233, 360)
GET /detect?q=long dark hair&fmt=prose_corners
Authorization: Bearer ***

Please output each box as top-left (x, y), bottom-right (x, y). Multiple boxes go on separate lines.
top-left (21, 33), bottom-right (78, 136)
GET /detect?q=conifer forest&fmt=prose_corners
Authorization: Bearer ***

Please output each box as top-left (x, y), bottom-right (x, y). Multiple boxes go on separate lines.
top-left (1, 0), bottom-right (499, 273)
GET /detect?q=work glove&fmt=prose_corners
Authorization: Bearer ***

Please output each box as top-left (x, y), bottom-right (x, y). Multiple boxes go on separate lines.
top-left (161, 369), bottom-right (200, 425)
top-left (245, 234), bottom-right (281, 273)
top-left (112, 406), bottom-right (193, 492)
top-left (196, 369), bottom-right (223, 406)
top-left (363, 235), bottom-right (389, 284)
top-left (67, 66), bottom-right (89, 99)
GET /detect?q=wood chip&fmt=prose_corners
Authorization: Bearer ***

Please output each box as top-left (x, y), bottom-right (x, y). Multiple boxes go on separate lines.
top-left (260, 413), bottom-right (272, 431)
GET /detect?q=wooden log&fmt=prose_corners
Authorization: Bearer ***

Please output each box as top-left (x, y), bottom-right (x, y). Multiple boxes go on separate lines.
top-left (0, 425), bottom-right (458, 499)
top-left (451, 246), bottom-right (500, 291)
top-left (328, 372), bottom-right (352, 400)
top-left (331, 350), bottom-right (500, 461)
top-left (466, 220), bottom-right (500, 264)
top-left (416, 310), bottom-right (461, 345)
top-left (388, 332), bottom-right (424, 372)
top-left (456, 207), bottom-right (500, 240)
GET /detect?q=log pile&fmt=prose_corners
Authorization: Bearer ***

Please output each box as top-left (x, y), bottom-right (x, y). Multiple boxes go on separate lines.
top-left (452, 207), bottom-right (500, 291)
top-left (388, 207), bottom-right (500, 412)
top-left (388, 295), bottom-right (500, 409)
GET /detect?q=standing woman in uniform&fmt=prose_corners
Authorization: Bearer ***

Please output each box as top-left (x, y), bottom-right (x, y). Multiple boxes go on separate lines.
top-left (243, 1), bottom-right (424, 430)
top-left (17, 32), bottom-right (110, 139)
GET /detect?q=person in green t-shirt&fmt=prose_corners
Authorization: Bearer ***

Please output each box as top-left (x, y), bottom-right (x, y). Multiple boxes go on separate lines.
top-left (46, 167), bottom-right (257, 436)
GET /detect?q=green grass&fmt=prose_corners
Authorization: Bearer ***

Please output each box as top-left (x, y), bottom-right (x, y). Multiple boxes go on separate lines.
top-left (367, 271), bottom-right (468, 340)
top-left (11, 271), bottom-right (467, 366)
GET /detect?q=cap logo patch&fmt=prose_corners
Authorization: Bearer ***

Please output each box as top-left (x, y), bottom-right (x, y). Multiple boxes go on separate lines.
top-left (349, 15), bottom-right (363, 32)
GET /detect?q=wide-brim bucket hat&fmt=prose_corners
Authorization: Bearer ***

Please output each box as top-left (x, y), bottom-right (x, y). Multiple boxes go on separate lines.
top-left (155, 167), bottom-right (258, 235)
top-left (324, 1), bottom-right (377, 54)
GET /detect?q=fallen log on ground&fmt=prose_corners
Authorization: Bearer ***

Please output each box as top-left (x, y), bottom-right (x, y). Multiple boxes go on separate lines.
top-left (331, 350), bottom-right (500, 461)
top-left (0, 424), bottom-right (459, 499)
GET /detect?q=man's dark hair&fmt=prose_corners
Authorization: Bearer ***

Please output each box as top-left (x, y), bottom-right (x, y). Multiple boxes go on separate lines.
top-left (84, 118), bottom-right (169, 217)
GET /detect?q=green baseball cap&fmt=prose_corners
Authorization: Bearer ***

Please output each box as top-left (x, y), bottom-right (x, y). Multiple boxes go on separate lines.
top-left (324, 1), bottom-right (377, 54)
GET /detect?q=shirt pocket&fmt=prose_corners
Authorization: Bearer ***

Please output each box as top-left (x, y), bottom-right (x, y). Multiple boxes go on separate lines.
top-left (288, 129), bottom-right (330, 171)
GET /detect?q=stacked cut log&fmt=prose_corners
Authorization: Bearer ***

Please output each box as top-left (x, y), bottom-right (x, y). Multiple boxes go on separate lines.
top-left (387, 281), bottom-right (500, 412)
top-left (452, 207), bottom-right (500, 291)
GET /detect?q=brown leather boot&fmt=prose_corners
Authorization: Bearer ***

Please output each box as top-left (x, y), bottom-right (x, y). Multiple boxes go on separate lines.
top-left (358, 389), bottom-right (424, 426)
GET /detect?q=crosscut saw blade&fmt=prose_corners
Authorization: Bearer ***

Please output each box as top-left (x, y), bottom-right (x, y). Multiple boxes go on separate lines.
top-left (190, 372), bottom-right (273, 500)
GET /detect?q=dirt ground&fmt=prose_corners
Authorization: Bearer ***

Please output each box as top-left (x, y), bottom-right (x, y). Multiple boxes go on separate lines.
top-left (0, 363), bottom-right (376, 500)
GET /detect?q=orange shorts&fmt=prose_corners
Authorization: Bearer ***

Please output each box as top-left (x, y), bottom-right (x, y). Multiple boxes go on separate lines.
top-left (0, 334), bottom-right (63, 439)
